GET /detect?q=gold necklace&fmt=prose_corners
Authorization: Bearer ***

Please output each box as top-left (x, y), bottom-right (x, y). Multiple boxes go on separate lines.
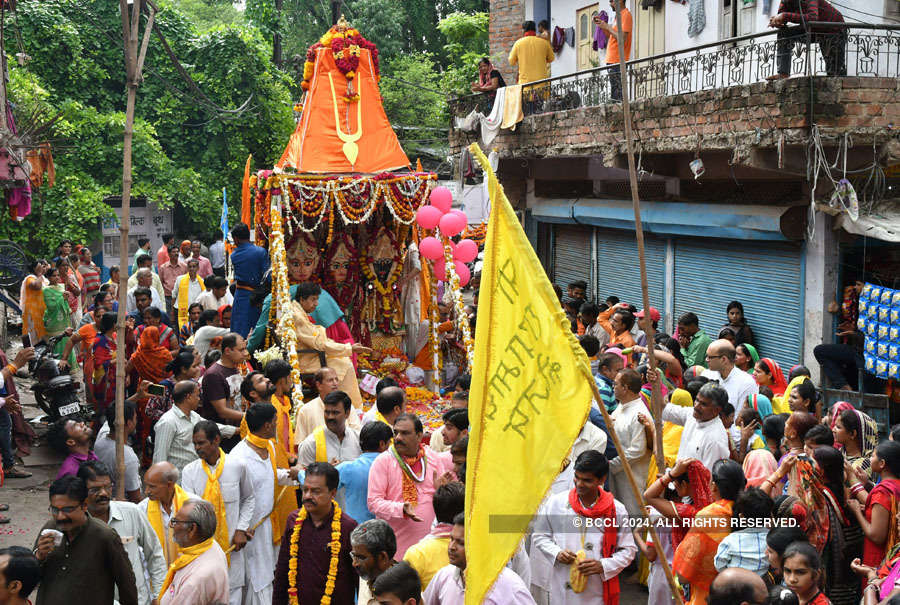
top-left (328, 73), bottom-right (362, 166)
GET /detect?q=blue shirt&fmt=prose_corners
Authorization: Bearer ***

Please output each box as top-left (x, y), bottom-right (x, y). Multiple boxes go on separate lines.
top-left (594, 373), bottom-right (617, 413)
top-left (230, 241), bottom-right (269, 285)
top-left (336, 451), bottom-right (379, 524)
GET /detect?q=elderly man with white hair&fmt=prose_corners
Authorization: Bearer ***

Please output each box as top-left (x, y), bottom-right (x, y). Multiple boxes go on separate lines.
top-left (126, 268), bottom-right (165, 314)
top-left (159, 498), bottom-right (230, 605)
top-left (138, 462), bottom-right (200, 566)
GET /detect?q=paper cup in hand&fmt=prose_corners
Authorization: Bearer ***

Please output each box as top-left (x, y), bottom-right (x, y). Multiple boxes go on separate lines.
top-left (41, 529), bottom-right (64, 547)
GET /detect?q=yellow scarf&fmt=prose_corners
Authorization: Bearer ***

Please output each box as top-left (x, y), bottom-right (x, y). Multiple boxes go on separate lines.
top-left (201, 450), bottom-right (230, 559)
top-left (157, 537), bottom-right (215, 601)
top-left (147, 484), bottom-right (190, 564)
top-left (176, 274), bottom-right (204, 333)
top-left (313, 427), bottom-right (328, 463)
top-left (244, 433), bottom-right (294, 544)
top-left (271, 394), bottom-right (295, 464)
top-left (375, 409), bottom-right (389, 426)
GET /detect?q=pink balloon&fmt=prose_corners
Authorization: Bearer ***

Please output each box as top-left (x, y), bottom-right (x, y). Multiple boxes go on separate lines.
top-left (450, 209), bottom-right (468, 223)
top-left (454, 239), bottom-right (478, 263)
top-left (430, 187), bottom-right (453, 214)
top-left (433, 259), bottom-right (447, 281)
top-left (454, 261), bottom-right (471, 287)
top-left (419, 236), bottom-right (443, 261)
top-left (439, 212), bottom-right (466, 237)
top-left (416, 205), bottom-right (442, 230)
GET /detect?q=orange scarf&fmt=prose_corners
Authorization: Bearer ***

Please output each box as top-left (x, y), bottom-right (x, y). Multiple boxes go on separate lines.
top-left (130, 326), bottom-right (173, 383)
top-left (390, 444), bottom-right (426, 508)
top-left (569, 488), bottom-right (619, 605)
top-left (672, 499), bottom-right (733, 605)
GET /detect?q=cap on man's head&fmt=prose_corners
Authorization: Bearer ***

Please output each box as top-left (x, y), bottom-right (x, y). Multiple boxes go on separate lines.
top-left (635, 307), bottom-right (661, 322)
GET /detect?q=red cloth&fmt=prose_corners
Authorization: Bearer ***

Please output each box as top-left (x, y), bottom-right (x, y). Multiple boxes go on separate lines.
top-left (568, 488), bottom-right (619, 605)
top-left (864, 479), bottom-right (900, 566)
top-left (758, 358), bottom-right (788, 396)
top-left (325, 318), bottom-right (357, 369)
top-left (671, 461), bottom-right (713, 550)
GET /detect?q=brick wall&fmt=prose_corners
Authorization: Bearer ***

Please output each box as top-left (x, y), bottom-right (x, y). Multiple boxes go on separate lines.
top-left (490, 0), bottom-right (526, 86)
top-left (450, 77), bottom-right (900, 166)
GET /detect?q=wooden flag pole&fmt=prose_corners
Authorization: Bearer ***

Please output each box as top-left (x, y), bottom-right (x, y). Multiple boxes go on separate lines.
top-left (585, 368), bottom-right (684, 605)
top-left (610, 0), bottom-right (666, 476)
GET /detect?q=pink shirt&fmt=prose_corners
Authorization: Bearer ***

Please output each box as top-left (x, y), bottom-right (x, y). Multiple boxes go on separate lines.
top-left (191, 255), bottom-right (213, 279)
top-left (159, 541), bottom-right (229, 605)
top-left (423, 565), bottom-right (535, 605)
top-left (367, 447), bottom-right (449, 558)
top-left (158, 261), bottom-right (187, 297)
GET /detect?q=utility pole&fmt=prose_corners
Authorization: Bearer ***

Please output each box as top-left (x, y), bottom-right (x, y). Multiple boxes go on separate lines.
top-left (331, 0), bottom-right (342, 25)
top-left (115, 0), bottom-right (154, 500)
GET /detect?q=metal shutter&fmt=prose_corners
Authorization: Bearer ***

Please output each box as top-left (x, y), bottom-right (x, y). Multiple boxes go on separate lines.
top-left (553, 225), bottom-right (593, 296)
top-left (594, 229), bottom-right (667, 312)
top-left (673, 238), bottom-right (804, 367)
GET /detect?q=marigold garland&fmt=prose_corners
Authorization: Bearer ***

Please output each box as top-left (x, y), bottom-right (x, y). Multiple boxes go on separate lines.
top-left (300, 19), bottom-right (380, 102)
top-left (441, 238), bottom-right (475, 369)
top-left (287, 501), bottom-right (343, 605)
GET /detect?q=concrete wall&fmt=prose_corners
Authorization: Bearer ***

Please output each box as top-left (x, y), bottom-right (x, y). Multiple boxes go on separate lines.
top-left (804, 211), bottom-right (840, 384)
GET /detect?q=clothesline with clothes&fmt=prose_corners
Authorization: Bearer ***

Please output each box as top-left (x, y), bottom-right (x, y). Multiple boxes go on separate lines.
top-left (453, 85), bottom-right (525, 147)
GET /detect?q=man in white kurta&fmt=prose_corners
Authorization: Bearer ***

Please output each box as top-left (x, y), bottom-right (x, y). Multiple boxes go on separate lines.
top-left (296, 392), bottom-right (362, 468)
top-left (229, 403), bottom-right (300, 605)
top-left (532, 451), bottom-right (637, 605)
top-left (607, 369), bottom-right (651, 518)
top-left (181, 422), bottom-right (257, 605)
top-left (661, 381), bottom-right (731, 470)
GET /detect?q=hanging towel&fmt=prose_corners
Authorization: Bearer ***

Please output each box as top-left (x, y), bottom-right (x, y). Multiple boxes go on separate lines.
top-left (500, 84), bottom-right (524, 131)
top-left (454, 108), bottom-right (483, 132)
top-left (480, 86), bottom-right (506, 146)
top-left (593, 12), bottom-right (609, 51)
top-left (565, 27), bottom-right (576, 47)
top-left (688, 0), bottom-right (706, 38)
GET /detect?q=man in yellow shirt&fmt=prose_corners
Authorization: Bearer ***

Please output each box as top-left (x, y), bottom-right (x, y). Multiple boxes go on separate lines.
top-left (402, 481), bottom-right (464, 589)
top-left (595, 0), bottom-right (633, 101)
top-left (508, 20), bottom-right (555, 85)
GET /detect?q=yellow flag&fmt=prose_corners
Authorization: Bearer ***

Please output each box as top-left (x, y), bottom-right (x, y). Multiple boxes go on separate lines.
top-left (464, 142), bottom-right (592, 604)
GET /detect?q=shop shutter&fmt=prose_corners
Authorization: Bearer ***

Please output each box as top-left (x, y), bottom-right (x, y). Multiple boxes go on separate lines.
top-left (552, 225), bottom-right (593, 296)
top-left (673, 238), bottom-right (804, 368)
top-left (594, 229), bottom-right (667, 312)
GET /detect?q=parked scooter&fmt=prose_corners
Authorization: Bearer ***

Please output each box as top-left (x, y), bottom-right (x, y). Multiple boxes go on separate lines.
top-left (28, 335), bottom-right (88, 422)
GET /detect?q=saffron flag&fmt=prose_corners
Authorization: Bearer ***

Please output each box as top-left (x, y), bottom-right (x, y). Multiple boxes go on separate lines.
top-left (464, 142), bottom-right (592, 605)
top-left (241, 154), bottom-right (252, 227)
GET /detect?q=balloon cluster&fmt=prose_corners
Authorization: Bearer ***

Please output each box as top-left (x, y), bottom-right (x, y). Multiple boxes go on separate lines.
top-left (415, 186), bottom-right (476, 286)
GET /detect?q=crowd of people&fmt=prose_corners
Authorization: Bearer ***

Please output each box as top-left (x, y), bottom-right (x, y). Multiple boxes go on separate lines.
top-left (1, 223), bottom-right (895, 605)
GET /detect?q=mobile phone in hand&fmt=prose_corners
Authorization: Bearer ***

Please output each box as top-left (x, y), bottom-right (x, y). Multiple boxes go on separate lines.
top-left (147, 383), bottom-right (166, 397)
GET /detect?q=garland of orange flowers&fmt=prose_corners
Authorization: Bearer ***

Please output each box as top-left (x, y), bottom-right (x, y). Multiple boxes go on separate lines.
top-left (390, 445), bottom-right (426, 507)
top-left (287, 501), bottom-right (343, 605)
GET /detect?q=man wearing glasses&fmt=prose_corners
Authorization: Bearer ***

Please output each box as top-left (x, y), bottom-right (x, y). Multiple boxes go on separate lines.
top-left (702, 339), bottom-right (759, 444)
top-left (32, 475), bottom-right (138, 605)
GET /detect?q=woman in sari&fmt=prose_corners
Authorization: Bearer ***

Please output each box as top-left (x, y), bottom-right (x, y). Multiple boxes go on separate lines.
top-left (851, 511), bottom-right (900, 604)
top-left (672, 458), bottom-right (745, 605)
top-left (134, 306), bottom-right (179, 353)
top-left (775, 374), bottom-right (814, 415)
top-left (831, 402), bottom-right (879, 480)
top-left (217, 304), bottom-right (231, 330)
top-left (748, 392), bottom-right (774, 419)
top-left (21, 259), bottom-right (48, 343)
top-left (743, 448), bottom-right (778, 487)
top-left (128, 325), bottom-right (173, 463)
top-left (736, 343), bottom-right (760, 374)
top-left (756, 357), bottom-right (789, 398)
top-left (849, 441), bottom-right (900, 568)
top-left (42, 267), bottom-right (76, 368)
top-left (143, 350), bottom-right (202, 427)
top-left (645, 458), bottom-right (714, 551)
top-left (813, 444), bottom-right (859, 605)
top-left (91, 312), bottom-right (121, 416)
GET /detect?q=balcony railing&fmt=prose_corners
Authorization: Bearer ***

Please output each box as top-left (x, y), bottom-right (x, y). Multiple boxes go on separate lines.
top-left (449, 24), bottom-right (900, 120)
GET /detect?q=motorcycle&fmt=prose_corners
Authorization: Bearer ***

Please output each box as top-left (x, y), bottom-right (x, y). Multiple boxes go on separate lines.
top-left (28, 335), bottom-right (89, 422)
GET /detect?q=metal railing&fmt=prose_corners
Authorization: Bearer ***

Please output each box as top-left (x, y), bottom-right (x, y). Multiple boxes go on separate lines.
top-left (449, 24), bottom-right (900, 120)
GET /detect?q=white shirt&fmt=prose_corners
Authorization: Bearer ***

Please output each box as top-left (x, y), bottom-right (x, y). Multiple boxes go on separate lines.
top-left (702, 366), bottom-right (759, 416)
top-left (608, 399), bottom-right (651, 518)
top-left (296, 424), bottom-right (361, 468)
top-left (194, 289), bottom-right (233, 313)
top-left (209, 241), bottom-right (226, 269)
top-left (182, 453), bottom-right (256, 592)
top-left (153, 405), bottom-right (237, 473)
top-left (107, 500), bottom-right (167, 605)
top-left (662, 404), bottom-right (731, 469)
top-left (190, 326), bottom-right (229, 364)
top-left (532, 490), bottom-right (637, 604)
top-left (172, 274), bottom-right (204, 310)
top-left (228, 439), bottom-right (297, 596)
top-left (423, 565), bottom-right (535, 605)
top-left (127, 271), bottom-right (165, 301)
top-left (126, 285), bottom-right (165, 314)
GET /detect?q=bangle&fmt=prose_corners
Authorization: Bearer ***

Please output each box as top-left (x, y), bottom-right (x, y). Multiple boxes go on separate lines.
top-left (4, 363), bottom-right (16, 374)
top-left (851, 482), bottom-right (865, 496)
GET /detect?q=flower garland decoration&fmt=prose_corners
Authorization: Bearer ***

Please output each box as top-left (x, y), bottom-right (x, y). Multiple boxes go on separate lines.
top-left (441, 238), bottom-right (475, 369)
top-left (268, 182), bottom-right (306, 405)
top-left (287, 501), bottom-right (343, 605)
top-left (300, 18), bottom-right (379, 103)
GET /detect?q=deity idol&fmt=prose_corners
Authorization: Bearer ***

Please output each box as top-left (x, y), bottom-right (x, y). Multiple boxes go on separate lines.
top-left (360, 226), bottom-right (405, 337)
top-left (323, 233), bottom-right (363, 343)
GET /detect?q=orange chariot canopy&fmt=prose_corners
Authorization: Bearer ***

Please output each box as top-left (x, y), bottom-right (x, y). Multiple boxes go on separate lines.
top-left (277, 45), bottom-right (410, 174)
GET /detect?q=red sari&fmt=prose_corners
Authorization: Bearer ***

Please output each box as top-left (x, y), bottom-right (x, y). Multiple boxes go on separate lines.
top-left (863, 478), bottom-right (900, 566)
top-left (129, 327), bottom-right (173, 463)
top-left (91, 333), bottom-right (117, 413)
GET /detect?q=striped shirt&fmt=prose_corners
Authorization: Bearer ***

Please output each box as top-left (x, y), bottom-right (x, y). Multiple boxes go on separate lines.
top-left (152, 405), bottom-right (237, 474)
top-left (714, 528), bottom-right (769, 574)
top-left (777, 0), bottom-right (843, 27)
